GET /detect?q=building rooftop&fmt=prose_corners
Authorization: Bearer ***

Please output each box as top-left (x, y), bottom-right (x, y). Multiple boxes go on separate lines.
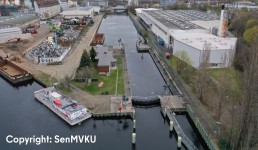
top-left (0, 13), bottom-right (39, 28)
top-left (0, 27), bottom-right (21, 34)
top-left (95, 46), bottom-right (116, 67)
top-left (35, 0), bottom-right (60, 8)
top-left (143, 10), bottom-right (220, 30)
top-left (63, 6), bottom-right (92, 11)
top-left (171, 31), bottom-right (237, 51)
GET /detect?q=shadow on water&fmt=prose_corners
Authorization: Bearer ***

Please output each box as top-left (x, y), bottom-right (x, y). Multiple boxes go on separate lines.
top-left (0, 74), bottom-right (34, 89)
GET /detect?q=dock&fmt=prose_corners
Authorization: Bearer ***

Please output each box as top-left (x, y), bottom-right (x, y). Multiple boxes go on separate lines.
top-left (162, 107), bottom-right (198, 150)
top-left (90, 33), bottom-right (105, 46)
top-left (93, 96), bottom-right (135, 119)
top-left (159, 95), bottom-right (186, 112)
top-left (136, 42), bottom-right (151, 52)
top-left (0, 59), bottom-right (33, 84)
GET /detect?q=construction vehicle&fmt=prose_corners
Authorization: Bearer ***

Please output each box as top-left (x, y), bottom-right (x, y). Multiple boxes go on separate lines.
top-left (23, 23), bottom-right (40, 34)
top-left (48, 22), bottom-right (64, 36)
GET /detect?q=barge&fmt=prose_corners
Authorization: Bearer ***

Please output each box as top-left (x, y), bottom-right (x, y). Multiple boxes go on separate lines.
top-left (90, 33), bottom-right (105, 46)
top-left (0, 59), bottom-right (33, 84)
top-left (34, 87), bottom-right (92, 126)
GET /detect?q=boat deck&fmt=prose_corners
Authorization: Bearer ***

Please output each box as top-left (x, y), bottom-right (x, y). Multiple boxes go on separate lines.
top-left (0, 59), bottom-right (33, 84)
top-left (136, 43), bottom-right (151, 52)
top-left (0, 63), bottom-right (24, 76)
top-left (34, 87), bottom-right (92, 126)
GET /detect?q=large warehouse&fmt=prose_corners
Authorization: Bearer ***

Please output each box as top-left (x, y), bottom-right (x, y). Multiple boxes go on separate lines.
top-left (137, 9), bottom-right (237, 68)
top-left (170, 31), bottom-right (237, 68)
top-left (139, 9), bottom-right (221, 48)
top-left (61, 6), bottom-right (100, 18)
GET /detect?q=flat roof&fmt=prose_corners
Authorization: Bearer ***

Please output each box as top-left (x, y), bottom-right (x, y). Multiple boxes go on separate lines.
top-left (171, 31), bottom-right (237, 51)
top-left (63, 6), bottom-right (92, 11)
top-left (143, 10), bottom-right (220, 30)
top-left (138, 13), bottom-right (152, 26)
top-left (0, 13), bottom-right (38, 27)
top-left (190, 20), bottom-right (220, 29)
top-left (0, 27), bottom-right (21, 33)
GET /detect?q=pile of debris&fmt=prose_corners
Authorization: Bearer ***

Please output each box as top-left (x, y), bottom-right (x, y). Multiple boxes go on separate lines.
top-left (28, 41), bottom-right (68, 59)
top-left (59, 30), bottom-right (81, 42)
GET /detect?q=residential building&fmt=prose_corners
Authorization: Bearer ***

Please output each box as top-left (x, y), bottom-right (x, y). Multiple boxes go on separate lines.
top-left (34, 0), bottom-right (61, 19)
top-left (61, 6), bottom-right (99, 18)
top-left (59, 0), bottom-right (78, 10)
top-left (95, 46), bottom-right (117, 74)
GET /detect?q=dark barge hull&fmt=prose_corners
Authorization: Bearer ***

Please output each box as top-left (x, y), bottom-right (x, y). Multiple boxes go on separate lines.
top-left (0, 60), bottom-right (33, 84)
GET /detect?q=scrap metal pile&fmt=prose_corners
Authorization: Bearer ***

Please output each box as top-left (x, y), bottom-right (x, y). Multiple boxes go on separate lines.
top-left (28, 41), bottom-right (68, 59)
top-left (60, 30), bottom-right (81, 41)
top-left (58, 30), bottom-right (81, 46)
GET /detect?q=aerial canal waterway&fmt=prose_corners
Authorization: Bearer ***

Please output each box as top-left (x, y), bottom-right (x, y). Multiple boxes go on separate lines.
top-left (0, 15), bottom-right (206, 150)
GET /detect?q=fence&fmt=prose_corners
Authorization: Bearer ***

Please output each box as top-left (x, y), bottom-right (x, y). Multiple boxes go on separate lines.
top-left (187, 106), bottom-right (218, 150)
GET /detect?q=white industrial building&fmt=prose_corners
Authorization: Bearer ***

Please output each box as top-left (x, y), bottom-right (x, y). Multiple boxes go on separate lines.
top-left (225, 1), bottom-right (258, 10)
top-left (61, 6), bottom-right (100, 18)
top-left (170, 31), bottom-right (237, 68)
top-left (0, 27), bottom-right (32, 43)
top-left (137, 8), bottom-right (237, 68)
top-left (59, 0), bottom-right (78, 10)
top-left (34, 0), bottom-right (61, 19)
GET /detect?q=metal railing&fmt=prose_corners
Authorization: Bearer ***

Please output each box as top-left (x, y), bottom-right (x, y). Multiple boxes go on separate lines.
top-left (166, 106), bottom-right (198, 150)
top-left (187, 106), bottom-right (218, 150)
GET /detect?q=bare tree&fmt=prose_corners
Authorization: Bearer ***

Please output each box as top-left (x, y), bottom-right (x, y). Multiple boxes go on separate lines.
top-left (196, 42), bottom-right (211, 104)
top-left (231, 38), bottom-right (258, 150)
top-left (63, 75), bottom-right (71, 89)
top-left (174, 50), bottom-right (192, 74)
top-left (216, 49), bottom-right (235, 122)
top-left (76, 67), bottom-right (96, 85)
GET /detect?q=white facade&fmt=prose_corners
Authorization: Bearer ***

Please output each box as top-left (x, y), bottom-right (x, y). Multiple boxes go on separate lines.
top-left (61, 7), bottom-right (95, 18)
top-left (225, 1), bottom-right (258, 10)
top-left (135, 8), bottom-right (159, 16)
top-left (59, 0), bottom-right (78, 10)
top-left (141, 10), bottom-right (171, 47)
top-left (34, 2), bottom-right (61, 19)
top-left (0, 27), bottom-right (32, 43)
top-left (171, 32), bottom-right (237, 69)
top-left (59, 0), bottom-right (69, 9)
top-left (92, 6), bottom-right (100, 14)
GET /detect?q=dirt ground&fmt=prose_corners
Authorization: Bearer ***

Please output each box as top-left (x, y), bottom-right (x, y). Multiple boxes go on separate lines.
top-left (0, 24), bottom-right (51, 56)
top-left (0, 15), bottom-right (102, 81)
